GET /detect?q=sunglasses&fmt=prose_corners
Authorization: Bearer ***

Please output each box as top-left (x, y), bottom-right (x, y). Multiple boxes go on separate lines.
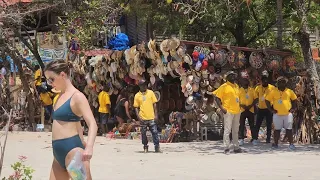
top-left (46, 77), bottom-right (55, 84)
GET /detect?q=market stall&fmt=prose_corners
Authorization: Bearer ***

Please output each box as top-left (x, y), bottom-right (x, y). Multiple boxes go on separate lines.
top-left (73, 37), bottom-right (319, 143)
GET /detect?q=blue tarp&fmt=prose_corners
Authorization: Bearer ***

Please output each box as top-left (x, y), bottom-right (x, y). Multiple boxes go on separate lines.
top-left (106, 33), bottom-right (130, 51)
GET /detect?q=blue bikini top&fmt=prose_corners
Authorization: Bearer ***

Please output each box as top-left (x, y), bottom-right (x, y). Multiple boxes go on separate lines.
top-left (52, 94), bottom-right (81, 122)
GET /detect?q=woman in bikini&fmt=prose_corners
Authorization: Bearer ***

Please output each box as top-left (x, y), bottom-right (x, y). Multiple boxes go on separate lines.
top-left (44, 60), bottom-right (97, 180)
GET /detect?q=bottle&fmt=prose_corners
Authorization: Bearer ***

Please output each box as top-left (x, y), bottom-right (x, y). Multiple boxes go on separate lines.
top-left (67, 151), bottom-right (87, 180)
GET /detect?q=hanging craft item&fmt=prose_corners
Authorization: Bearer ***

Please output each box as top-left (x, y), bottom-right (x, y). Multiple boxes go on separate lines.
top-left (226, 43), bottom-right (238, 69)
top-left (249, 52), bottom-right (264, 69)
top-left (283, 56), bottom-right (297, 72)
top-left (266, 54), bottom-right (281, 71)
top-left (237, 51), bottom-right (247, 68)
top-left (214, 49), bottom-right (227, 67)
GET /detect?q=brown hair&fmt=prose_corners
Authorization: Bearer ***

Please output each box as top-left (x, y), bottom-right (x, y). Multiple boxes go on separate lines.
top-left (44, 60), bottom-right (73, 75)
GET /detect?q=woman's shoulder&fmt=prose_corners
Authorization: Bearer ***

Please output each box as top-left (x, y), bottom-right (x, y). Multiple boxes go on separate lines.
top-left (72, 91), bottom-right (87, 102)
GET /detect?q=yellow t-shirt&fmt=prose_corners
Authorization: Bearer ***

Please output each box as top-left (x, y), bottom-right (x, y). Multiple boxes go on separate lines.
top-left (53, 94), bottom-right (59, 105)
top-left (254, 84), bottom-right (275, 109)
top-left (265, 88), bottom-right (297, 116)
top-left (213, 81), bottom-right (241, 114)
top-left (133, 89), bottom-right (158, 120)
top-left (98, 91), bottom-right (111, 113)
top-left (34, 69), bottom-right (41, 86)
top-left (40, 92), bottom-right (53, 106)
top-left (239, 87), bottom-right (255, 113)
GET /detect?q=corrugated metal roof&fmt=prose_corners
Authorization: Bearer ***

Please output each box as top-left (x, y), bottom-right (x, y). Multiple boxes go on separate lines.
top-left (0, 0), bottom-right (32, 7)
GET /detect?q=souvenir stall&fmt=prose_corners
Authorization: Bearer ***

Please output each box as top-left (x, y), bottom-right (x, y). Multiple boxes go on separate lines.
top-left (73, 35), bottom-right (320, 143)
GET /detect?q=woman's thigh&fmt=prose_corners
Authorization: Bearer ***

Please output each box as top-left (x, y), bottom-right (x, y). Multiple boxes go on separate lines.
top-left (65, 147), bottom-right (92, 180)
top-left (49, 159), bottom-right (69, 180)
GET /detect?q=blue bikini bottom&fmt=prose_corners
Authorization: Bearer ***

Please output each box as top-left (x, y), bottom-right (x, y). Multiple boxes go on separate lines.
top-left (52, 135), bottom-right (84, 169)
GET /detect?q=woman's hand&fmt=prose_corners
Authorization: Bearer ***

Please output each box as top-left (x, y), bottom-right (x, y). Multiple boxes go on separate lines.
top-left (82, 146), bottom-right (93, 161)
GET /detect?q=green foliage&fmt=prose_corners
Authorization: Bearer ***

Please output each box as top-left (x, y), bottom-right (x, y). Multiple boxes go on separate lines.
top-left (58, 0), bottom-right (121, 49)
top-left (2, 156), bottom-right (35, 180)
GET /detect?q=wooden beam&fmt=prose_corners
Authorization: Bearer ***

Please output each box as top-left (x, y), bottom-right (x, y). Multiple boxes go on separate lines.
top-left (181, 40), bottom-right (293, 57)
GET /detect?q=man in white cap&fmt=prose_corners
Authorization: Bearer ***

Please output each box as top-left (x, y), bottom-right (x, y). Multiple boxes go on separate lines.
top-left (134, 80), bottom-right (160, 153)
top-left (265, 76), bottom-right (297, 150)
top-left (213, 71), bottom-right (242, 154)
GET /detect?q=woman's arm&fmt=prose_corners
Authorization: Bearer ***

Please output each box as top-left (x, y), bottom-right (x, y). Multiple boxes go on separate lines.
top-left (124, 101), bottom-right (133, 121)
top-left (76, 121), bottom-right (87, 148)
top-left (74, 93), bottom-right (98, 149)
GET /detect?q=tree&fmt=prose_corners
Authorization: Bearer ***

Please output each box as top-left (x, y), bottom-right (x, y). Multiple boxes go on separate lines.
top-left (293, 0), bottom-right (320, 100)
top-left (0, 1), bottom-right (59, 127)
top-left (57, 0), bottom-right (122, 50)
top-left (276, 0), bottom-right (284, 49)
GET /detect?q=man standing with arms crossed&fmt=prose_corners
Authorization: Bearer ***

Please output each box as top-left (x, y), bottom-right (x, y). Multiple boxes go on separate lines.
top-left (253, 71), bottom-right (274, 145)
top-left (265, 76), bottom-right (297, 150)
top-left (213, 71), bottom-right (242, 154)
top-left (134, 80), bottom-right (160, 153)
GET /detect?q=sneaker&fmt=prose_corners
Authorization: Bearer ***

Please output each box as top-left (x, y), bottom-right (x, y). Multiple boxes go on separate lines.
top-left (234, 148), bottom-right (243, 153)
top-left (266, 139), bottom-right (271, 144)
top-left (239, 139), bottom-right (244, 146)
top-left (143, 146), bottom-right (149, 153)
top-left (224, 149), bottom-right (230, 154)
top-left (252, 140), bottom-right (258, 146)
top-left (155, 146), bottom-right (162, 153)
top-left (289, 144), bottom-right (296, 151)
top-left (272, 143), bottom-right (279, 149)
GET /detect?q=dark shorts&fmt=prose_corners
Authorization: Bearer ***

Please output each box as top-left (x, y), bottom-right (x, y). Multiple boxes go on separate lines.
top-left (99, 113), bottom-right (109, 125)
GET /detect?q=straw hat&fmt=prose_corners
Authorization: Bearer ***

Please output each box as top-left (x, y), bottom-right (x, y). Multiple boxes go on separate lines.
top-left (154, 91), bottom-right (161, 101)
top-left (167, 37), bottom-right (180, 50)
top-left (183, 54), bottom-right (193, 65)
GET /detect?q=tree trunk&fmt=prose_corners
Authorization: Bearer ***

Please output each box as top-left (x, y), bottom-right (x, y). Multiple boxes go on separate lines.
top-left (235, 20), bottom-right (245, 46)
top-left (276, 0), bottom-right (283, 49)
top-left (5, 48), bottom-right (36, 127)
top-left (294, 0), bottom-right (320, 102)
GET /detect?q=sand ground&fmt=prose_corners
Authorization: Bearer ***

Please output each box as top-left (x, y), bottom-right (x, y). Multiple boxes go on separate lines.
top-left (1, 132), bottom-right (320, 180)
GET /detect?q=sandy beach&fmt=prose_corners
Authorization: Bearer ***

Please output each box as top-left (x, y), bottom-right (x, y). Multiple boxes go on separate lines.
top-left (1, 132), bottom-right (320, 180)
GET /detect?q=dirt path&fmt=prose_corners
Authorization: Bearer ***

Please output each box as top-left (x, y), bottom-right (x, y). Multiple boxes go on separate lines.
top-left (1, 132), bottom-right (320, 180)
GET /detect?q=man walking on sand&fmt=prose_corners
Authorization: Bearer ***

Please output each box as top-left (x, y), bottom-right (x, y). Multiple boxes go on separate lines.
top-left (213, 71), bottom-right (242, 154)
top-left (134, 80), bottom-right (161, 153)
top-left (265, 76), bottom-right (297, 150)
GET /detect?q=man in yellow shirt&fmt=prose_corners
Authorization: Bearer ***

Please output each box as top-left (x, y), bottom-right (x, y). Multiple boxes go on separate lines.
top-left (266, 76), bottom-right (297, 150)
top-left (253, 71), bottom-right (274, 145)
top-left (213, 71), bottom-right (242, 154)
top-left (34, 65), bottom-right (42, 92)
top-left (38, 87), bottom-right (54, 123)
top-left (134, 80), bottom-right (160, 153)
top-left (98, 85), bottom-right (111, 136)
top-left (239, 77), bottom-right (255, 146)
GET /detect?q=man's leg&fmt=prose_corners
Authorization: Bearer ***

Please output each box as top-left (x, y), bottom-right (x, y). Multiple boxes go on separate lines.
top-left (140, 121), bottom-right (149, 152)
top-left (284, 113), bottom-right (295, 150)
top-left (254, 109), bottom-right (265, 141)
top-left (265, 110), bottom-right (273, 143)
top-left (149, 120), bottom-right (160, 152)
top-left (232, 113), bottom-right (241, 151)
top-left (247, 111), bottom-right (255, 141)
top-left (239, 111), bottom-right (246, 140)
top-left (99, 113), bottom-right (106, 135)
top-left (239, 111), bottom-right (246, 145)
top-left (272, 114), bottom-right (282, 148)
top-left (223, 112), bottom-right (233, 153)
